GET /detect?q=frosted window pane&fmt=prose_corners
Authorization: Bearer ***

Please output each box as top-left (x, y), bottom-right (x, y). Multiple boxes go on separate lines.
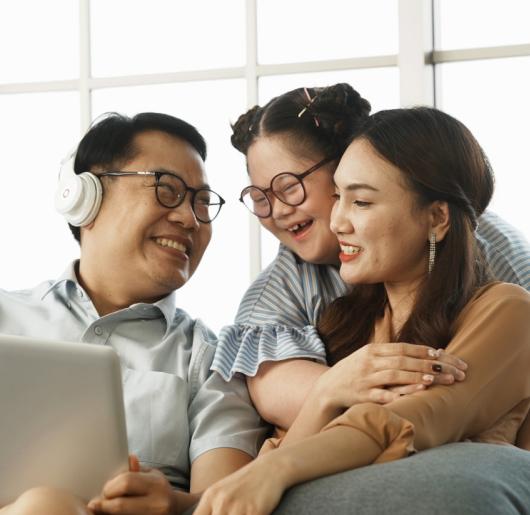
top-left (258, 0), bottom-right (398, 64)
top-left (259, 68), bottom-right (399, 115)
top-left (0, 0), bottom-right (78, 82)
top-left (91, 0), bottom-right (245, 77)
top-left (0, 92), bottom-right (80, 289)
top-left (437, 57), bottom-right (530, 240)
top-left (92, 80), bottom-right (249, 331)
top-left (258, 68), bottom-right (399, 267)
top-left (436, 0), bottom-right (530, 49)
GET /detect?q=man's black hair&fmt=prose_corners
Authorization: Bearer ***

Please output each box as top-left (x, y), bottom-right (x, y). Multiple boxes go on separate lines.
top-left (69, 112), bottom-right (207, 243)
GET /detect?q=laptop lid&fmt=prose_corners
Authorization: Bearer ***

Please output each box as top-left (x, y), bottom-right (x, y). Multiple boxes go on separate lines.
top-left (0, 334), bottom-right (129, 504)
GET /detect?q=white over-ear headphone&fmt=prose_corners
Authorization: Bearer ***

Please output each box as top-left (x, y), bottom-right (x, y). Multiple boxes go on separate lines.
top-left (54, 152), bottom-right (103, 227)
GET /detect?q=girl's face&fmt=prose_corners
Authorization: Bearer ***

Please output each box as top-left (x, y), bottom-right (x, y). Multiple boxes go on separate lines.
top-left (331, 139), bottom-right (434, 289)
top-left (246, 136), bottom-right (340, 265)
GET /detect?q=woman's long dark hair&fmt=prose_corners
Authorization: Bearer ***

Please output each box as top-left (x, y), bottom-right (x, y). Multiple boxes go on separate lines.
top-left (318, 107), bottom-right (494, 365)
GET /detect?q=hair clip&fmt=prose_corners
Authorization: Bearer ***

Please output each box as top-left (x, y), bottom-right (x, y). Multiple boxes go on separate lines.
top-left (297, 87), bottom-right (320, 127)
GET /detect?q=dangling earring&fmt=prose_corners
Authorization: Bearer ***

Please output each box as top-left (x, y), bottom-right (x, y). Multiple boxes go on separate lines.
top-left (428, 231), bottom-right (436, 274)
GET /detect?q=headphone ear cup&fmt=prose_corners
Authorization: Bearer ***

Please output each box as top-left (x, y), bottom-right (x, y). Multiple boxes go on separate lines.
top-left (55, 171), bottom-right (103, 227)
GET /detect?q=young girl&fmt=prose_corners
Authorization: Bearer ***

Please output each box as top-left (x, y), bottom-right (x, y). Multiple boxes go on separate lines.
top-left (200, 106), bottom-right (530, 515)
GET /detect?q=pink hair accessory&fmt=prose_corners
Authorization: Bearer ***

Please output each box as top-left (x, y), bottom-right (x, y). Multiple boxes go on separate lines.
top-left (297, 87), bottom-right (320, 127)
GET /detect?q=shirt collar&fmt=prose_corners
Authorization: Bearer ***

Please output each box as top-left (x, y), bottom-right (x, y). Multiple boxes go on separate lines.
top-left (40, 260), bottom-right (80, 300)
top-left (41, 260), bottom-right (178, 327)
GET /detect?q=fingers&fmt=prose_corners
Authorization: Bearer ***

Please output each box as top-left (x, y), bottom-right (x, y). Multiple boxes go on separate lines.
top-left (372, 352), bottom-right (466, 383)
top-left (88, 496), bottom-right (149, 515)
top-left (372, 343), bottom-right (467, 371)
top-left (89, 470), bottom-right (171, 515)
top-left (435, 349), bottom-right (468, 372)
top-left (101, 471), bottom-right (151, 499)
top-left (370, 369), bottom-right (436, 388)
top-left (129, 454), bottom-right (140, 472)
top-left (388, 383), bottom-right (426, 396)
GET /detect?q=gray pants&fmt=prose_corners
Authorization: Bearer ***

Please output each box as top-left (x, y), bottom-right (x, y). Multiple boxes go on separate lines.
top-left (186, 443), bottom-right (530, 514)
top-left (273, 443), bottom-right (530, 515)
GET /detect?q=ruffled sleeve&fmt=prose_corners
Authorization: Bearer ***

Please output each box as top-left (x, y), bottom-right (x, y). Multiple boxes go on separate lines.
top-left (212, 245), bottom-right (347, 381)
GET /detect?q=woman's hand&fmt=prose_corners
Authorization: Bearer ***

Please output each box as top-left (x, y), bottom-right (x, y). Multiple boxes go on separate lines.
top-left (88, 455), bottom-right (177, 515)
top-left (194, 455), bottom-right (286, 515)
top-left (315, 343), bottom-right (467, 409)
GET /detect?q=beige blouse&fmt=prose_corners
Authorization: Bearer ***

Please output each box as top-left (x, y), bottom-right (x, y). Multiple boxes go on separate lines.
top-left (264, 282), bottom-right (530, 465)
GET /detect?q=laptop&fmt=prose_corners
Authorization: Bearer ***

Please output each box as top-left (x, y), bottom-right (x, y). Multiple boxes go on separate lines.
top-left (0, 334), bottom-right (129, 505)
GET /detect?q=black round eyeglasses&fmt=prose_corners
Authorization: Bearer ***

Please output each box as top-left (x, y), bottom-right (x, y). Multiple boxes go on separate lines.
top-left (239, 156), bottom-right (337, 218)
top-left (99, 171), bottom-right (225, 223)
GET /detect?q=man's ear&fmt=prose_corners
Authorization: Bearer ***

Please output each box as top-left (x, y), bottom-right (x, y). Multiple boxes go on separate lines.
top-left (429, 201), bottom-right (450, 242)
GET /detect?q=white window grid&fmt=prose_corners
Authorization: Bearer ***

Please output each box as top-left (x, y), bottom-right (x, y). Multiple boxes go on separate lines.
top-left (1, 0), bottom-right (528, 281)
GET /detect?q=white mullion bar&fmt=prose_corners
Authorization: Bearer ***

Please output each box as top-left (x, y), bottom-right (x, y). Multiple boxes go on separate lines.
top-left (246, 0), bottom-right (261, 280)
top-left (398, 0), bottom-right (434, 107)
top-left (433, 44), bottom-right (530, 64)
top-left (88, 67), bottom-right (246, 90)
top-left (0, 80), bottom-right (79, 94)
top-left (258, 55), bottom-right (397, 76)
top-left (79, 0), bottom-right (91, 133)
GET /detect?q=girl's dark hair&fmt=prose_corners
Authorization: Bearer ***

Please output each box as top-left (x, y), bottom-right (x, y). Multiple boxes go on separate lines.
top-left (231, 83), bottom-right (371, 159)
top-left (318, 107), bottom-right (494, 365)
top-left (70, 112), bottom-right (207, 243)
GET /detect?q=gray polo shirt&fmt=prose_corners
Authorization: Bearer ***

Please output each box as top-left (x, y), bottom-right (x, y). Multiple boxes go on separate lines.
top-left (0, 262), bottom-right (268, 490)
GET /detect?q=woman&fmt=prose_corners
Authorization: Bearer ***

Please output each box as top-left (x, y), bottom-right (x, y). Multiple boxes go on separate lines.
top-left (199, 107), bottom-right (530, 514)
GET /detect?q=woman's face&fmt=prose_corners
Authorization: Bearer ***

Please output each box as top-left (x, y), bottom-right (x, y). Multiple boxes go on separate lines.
top-left (246, 136), bottom-right (340, 265)
top-left (331, 138), bottom-right (433, 288)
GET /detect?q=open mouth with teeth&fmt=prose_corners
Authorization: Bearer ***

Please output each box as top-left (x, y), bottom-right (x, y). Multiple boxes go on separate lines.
top-left (154, 237), bottom-right (189, 256)
top-left (340, 244), bottom-right (362, 255)
top-left (287, 220), bottom-right (313, 235)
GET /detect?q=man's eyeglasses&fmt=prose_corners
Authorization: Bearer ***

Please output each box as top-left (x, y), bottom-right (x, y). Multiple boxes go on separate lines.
top-left (239, 156), bottom-right (337, 218)
top-left (99, 171), bottom-right (225, 223)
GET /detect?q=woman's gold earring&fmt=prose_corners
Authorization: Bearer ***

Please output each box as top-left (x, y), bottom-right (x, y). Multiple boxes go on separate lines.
top-left (428, 232), bottom-right (436, 274)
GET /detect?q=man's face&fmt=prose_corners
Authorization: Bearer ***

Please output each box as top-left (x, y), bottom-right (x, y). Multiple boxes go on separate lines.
top-left (82, 130), bottom-right (212, 302)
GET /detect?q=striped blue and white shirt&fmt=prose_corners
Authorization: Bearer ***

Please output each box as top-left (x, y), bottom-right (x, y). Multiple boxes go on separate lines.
top-left (212, 210), bottom-right (530, 381)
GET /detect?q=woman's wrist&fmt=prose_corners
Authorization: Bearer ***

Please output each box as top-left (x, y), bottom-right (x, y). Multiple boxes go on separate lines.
top-left (256, 449), bottom-right (296, 492)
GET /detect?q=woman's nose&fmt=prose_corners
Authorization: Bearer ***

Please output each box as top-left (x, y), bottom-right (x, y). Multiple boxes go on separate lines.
top-left (330, 200), bottom-right (350, 235)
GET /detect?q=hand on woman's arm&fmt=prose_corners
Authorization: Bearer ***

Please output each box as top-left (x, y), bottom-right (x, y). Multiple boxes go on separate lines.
top-left (249, 343), bottom-right (466, 434)
top-left (280, 341), bottom-right (466, 446)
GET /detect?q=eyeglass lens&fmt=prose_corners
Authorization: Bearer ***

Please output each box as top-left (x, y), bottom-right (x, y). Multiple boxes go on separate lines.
top-left (241, 173), bottom-right (305, 217)
top-left (156, 173), bottom-right (223, 222)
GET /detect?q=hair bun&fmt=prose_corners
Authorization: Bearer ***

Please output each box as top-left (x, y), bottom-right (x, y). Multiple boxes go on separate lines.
top-left (311, 83), bottom-right (371, 142)
top-left (231, 105), bottom-right (263, 154)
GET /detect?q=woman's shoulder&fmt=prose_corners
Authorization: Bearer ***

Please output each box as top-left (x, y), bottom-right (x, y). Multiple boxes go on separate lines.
top-left (473, 281), bottom-right (529, 303)
top-left (455, 281), bottom-right (530, 329)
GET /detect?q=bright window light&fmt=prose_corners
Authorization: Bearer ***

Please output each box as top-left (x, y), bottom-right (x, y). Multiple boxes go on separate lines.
top-left (91, 0), bottom-right (245, 77)
top-left (437, 57), bottom-right (530, 240)
top-left (0, 92), bottom-right (81, 289)
top-left (0, 0), bottom-right (78, 83)
top-left (258, 0), bottom-right (398, 64)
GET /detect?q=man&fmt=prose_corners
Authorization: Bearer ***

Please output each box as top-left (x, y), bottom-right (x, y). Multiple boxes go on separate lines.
top-left (0, 112), bottom-right (267, 515)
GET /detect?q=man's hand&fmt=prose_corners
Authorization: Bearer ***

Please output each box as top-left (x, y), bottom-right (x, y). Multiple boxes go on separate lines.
top-left (88, 455), bottom-right (177, 515)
